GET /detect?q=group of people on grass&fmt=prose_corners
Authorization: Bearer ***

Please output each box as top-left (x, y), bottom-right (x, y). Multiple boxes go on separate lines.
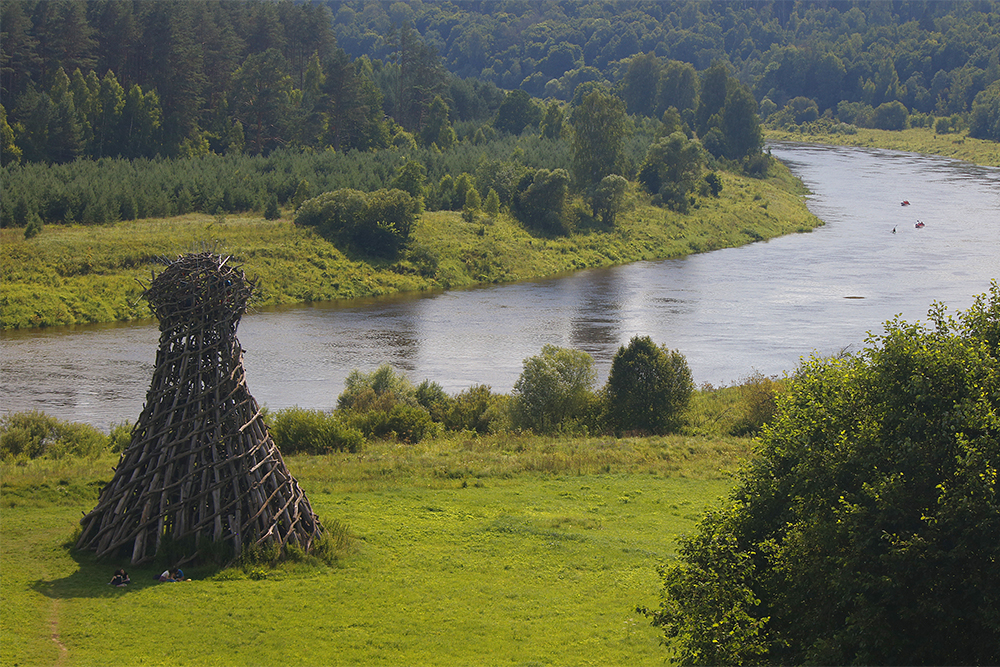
top-left (108, 567), bottom-right (189, 587)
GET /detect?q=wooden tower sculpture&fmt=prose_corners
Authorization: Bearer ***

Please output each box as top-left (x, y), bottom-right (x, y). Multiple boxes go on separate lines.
top-left (77, 252), bottom-right (322, 564)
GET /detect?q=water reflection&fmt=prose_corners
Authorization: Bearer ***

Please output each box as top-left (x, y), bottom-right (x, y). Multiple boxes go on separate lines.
top-left (2, 143), bottom-right (997, 428)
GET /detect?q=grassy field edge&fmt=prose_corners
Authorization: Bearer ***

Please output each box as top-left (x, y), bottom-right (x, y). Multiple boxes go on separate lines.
top-left (1, 162), bottom-right (819, 330)
top-left (765, 126), bottom-right (1000, 167)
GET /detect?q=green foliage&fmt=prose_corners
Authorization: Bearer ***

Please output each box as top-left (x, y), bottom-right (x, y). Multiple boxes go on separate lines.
top-left (570, 89), bottom-right (628, 204)
top-left (728, 372), bottom-right (782, 436)
top-left (335, 365), bottom-right (438, 443)
top-left (648, 283), bottom-right (1000, 665)
top-left (483, 188), bottom-right (500, 218)
top-left (513, 168), bottom-right (573, 235)
top-left (873, 100), bottom-right (909, 130)
top-left (638, 132), bottom-right (706, 212)
top-left (494, 90), bottom-right (542, 135)
top-left (337, 364), bottom-right (418, 413)
top-left (592, 174), bottom-right (628, 225)
top-left (443, 385), bottom-right (508, 434)
top-left (415, 379), bottom-right (452, 422)
top-left (604, 336), bottom-right (694, 435)
top-left (23, 214), bottom-right (42, 239)
top-left (107, 422), bottom-right (133, 453)
top-left (268, 407), bottom-right (364, 454)
top-left (390, 160), bottom-right (427, 201)
top-left (350, 403), bottom-right (440, 443)
top-left (0, 411), bottom-right (110, 461)
top-left (511, 345), bottom-right (597, 434)
top-left (461, 186), bottom-right (481, 223)
top-left (539, 101), bottom-right (564, 139)
top-left (969, 82), bottom-right (1000, 141)
top-left (295, 188), bottom-right (418, 258)
top-left (703, 171), bottom-right (722, 197)
top-left (639, 507), bottom-right (768, 666)
top-left (719, 83), bottom-right (764, 161)
top-left (421, 96), bottom-right (456, 149)
top-left (263, 193), bottom-right (280, 220)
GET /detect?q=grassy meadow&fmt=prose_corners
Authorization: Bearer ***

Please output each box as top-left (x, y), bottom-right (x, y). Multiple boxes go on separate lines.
top-left (765, 125), bottom-right (1000, 168)
top-left (1, 433), bottom-right (750, 666)
top-left (1, 163), bottom-right (819, 330)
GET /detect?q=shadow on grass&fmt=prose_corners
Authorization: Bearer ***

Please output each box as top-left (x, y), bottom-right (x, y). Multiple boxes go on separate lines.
top-left (30, 537), bottom-right (209, 600)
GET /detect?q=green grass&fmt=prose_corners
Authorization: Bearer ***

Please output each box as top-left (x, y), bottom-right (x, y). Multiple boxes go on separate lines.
top-left (1, 434), bottom-right (749, 666)
top-left (1, 163), bottom-right (820, 330)
top-left (765, 126), bottom-right (1000, 168)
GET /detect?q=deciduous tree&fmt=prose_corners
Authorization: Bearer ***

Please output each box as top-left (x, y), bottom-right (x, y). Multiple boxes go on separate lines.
top-left (512, 345), bottom-right (597, 433)
top-left (604, 336), bottom-right (693, 435)
top-left (645, 284), bottom-right (1000, 665)
top-left (570, 88), bottom-right (627, 211)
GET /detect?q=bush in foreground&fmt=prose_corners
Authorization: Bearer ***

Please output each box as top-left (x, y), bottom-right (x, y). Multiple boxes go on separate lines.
top-left (0, 410), bottom-right (110, 461)
top-left (643, 283), bottom-right (1000, 665)
top-left (269, 407), bottom-right (364, 454)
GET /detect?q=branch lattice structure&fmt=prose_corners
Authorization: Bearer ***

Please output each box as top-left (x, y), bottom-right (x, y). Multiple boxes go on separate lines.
top-left (77, 252), bottom-right (322, 564)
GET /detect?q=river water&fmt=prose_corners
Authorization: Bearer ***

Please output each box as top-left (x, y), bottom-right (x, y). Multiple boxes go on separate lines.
top-left (2, 143), bottom-right (998, 429)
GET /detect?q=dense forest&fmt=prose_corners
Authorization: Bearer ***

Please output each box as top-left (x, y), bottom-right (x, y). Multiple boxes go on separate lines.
top-left (2, 0), bottom-right (1000, 231)
top-left (3, 0), bottom-right (1000, 170)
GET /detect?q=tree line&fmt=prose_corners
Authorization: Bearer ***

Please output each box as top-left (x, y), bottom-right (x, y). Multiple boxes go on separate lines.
top-left (6, 0), bottom-right (1000, 172)
top-left (0, 0), bottom-right (506, 165)
top-left (328, 0), bottom-right (1000, 140)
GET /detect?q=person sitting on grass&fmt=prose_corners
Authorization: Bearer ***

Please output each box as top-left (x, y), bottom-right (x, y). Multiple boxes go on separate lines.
top-left (158, 568), bottom-right (186, 582)
top-left (109, 569), bottom-right (130, 587)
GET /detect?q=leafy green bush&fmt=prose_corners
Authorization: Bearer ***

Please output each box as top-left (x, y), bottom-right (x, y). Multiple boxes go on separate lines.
top-left (729, 372), bottom-right (783, 436)
top-left (592, 174), bottom-right (628, 225)
top-left (350, 403), bottom-right (440, 443)
top-left (337, 365), bottom-right (418, 412)
top-left (444, 384), bottom-right (507, 433)
top-left (335, 365), bottom-right (439, 442)
top-left (511, 345), bottom-right (597, 433)
top-left (645, 283), bottom-right (1000, 665)
top-left (107, 421), bottom-right (134, 453)
top-left (603, 336), bottom-right (694, 435)
top-left (268, 406), bottom-right (364, 454)
top-left (873, 100), bottom-right (909, 130)
top-left (0, 410), bottom-right (110, 461)
top-left (638, 132), bottom-right (705, 212)
top-left (512, 168), bottom-right (572, 235)
top-left (295, 188), bottom-right (418, 258)
top-left (416, 379), bottom-right (452, 422)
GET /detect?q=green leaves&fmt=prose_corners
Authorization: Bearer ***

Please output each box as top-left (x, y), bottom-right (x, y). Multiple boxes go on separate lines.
top-left (605, 336), bottom-right (694, 436)
top-left (295, 187), bottom-right (418, 259)
top-left (512, 345), bottom-right (597, 433)
top-left (649, 282), bottom-right (1000, 665)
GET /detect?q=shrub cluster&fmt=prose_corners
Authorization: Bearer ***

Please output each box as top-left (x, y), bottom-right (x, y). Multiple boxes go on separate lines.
top-left (0, 410), bottom-right (112, 461)
top-left (1, 128), bottom-right (656, 233)
top-left (294, 188), bottom-right (418, 258)
top-left (5, 344), bottom-right (786, 460)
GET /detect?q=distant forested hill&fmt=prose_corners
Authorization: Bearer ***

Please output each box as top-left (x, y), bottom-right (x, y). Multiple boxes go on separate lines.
top-left (2, 0), bottom-right (999, 170)
top-left (329, 0), bottom-right (999, 111)
top-left (327, 0), bottom-right (1000, 136)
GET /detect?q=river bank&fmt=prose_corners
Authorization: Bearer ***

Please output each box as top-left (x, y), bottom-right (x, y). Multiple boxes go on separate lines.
top-left (765, 126), bottom-right (1000, 168)
top-left (1, 163), bottom-right (819, 330)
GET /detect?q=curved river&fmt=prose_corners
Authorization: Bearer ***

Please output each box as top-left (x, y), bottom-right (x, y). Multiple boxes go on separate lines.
top-left (2, 143), bottom-right (998, 429)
